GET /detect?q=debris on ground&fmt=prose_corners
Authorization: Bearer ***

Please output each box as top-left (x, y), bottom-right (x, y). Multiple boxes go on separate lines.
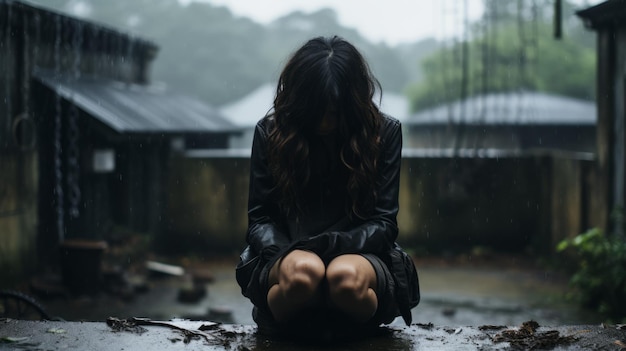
top-left (146, 261), bottom-right (185, 277)
top-left (105, 316), bottom-right (246, 347)
top-left (106, 317), bottom-right (148, 335)
top-left (491, 320), bottom-right (577, 349)
top-left (177, 285), bottom-right (206, 303)
top-left (478, 325), bottom-right (507, 331)
top-left (189, 268), bottom-right (215, 285)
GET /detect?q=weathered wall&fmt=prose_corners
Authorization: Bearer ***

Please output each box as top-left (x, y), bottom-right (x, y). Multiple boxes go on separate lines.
top-left (165, 154), bottom-right (597, 255)
top-left (398, 157), bottom-right (546, 252)
top-left (0, 151), bottom-right (38, 287)
top-left (550, 158), bottom-right (584, 247)
top-left (162, 156), bottom-right (250, 254)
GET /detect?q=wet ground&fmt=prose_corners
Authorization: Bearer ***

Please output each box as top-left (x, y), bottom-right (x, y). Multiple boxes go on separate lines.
top-left (3, 318), bottom-right (625, 351)
top-left (3, 254), bottom-right (622, 351)
top-left (33, 254), bottom-right (601, 327)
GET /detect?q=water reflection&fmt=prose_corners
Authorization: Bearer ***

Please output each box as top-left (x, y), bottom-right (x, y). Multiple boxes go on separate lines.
top-left (250, 327), bottom-right (415, 351)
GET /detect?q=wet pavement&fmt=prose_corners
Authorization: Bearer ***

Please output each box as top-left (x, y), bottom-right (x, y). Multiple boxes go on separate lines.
top-left (1, 318), bottom-right (625, 350)
top-left (3, 256), bottom-right (622, 350)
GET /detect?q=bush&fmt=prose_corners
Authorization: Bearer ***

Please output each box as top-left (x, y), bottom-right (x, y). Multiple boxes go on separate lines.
top-left (556, 228), bottom-right (626, 322)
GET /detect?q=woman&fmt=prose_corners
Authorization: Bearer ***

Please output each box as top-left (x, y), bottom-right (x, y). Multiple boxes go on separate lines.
top-left (236, 36), bottom-right (419, 340)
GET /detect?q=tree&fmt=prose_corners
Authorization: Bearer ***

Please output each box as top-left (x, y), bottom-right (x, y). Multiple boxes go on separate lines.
top-left (406, 0), bottom-right (596, 112)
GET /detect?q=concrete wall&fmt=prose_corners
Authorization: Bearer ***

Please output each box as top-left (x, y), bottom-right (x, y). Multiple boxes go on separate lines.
top-left (162, 156), bottom-right (250, 254)
top-left (164, 154), bottom-right (598, 255)
top-left (0, 151), bottom-right (38, 285)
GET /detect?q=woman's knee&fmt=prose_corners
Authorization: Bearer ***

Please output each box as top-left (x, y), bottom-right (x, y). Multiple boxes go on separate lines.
top-left (326, 255), bottom-right (371, 298)
top-left (279, 250), bottom-right (325, 296)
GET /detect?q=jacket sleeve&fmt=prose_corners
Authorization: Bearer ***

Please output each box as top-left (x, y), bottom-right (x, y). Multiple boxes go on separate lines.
top-left (246, 121), bottom-right (291, 258)
top-left (303, 118), bottom-right (402, 259)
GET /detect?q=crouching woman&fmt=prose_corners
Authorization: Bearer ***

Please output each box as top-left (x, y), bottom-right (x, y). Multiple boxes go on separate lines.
top-left (236, 35), bottom-right (419, 340)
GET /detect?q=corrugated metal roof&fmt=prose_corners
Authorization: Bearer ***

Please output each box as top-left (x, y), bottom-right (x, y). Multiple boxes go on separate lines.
top-left (406, 91), bottom-right (596, 126)
top-left (4, 1), bottom-right (159, 58)
top-left (577, 0), bottom-right (626, 29)
top-left (34, 69), bottom-right (241, 134)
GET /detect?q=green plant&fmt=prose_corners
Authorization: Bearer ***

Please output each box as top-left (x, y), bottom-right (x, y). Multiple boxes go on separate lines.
top-left (556, 228), bottom-right (626, 322)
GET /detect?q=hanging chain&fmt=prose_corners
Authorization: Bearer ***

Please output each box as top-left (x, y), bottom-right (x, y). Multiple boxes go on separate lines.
top-left (54, 15), bottom-right (65, 242)
top-left (3, 4), bottom-right (13, 148)
top-left (21, 9), bottom-right (29, 117)
top-left (67, 104), bottom-right (80, 218)
top-left (66, 23), bottom-right (83, 218)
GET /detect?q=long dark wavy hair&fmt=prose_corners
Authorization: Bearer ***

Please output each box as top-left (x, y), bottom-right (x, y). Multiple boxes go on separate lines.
top-left (266, 35), bottom-right (383, 219)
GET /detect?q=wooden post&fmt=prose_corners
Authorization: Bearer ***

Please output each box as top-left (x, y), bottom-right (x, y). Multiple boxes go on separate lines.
top-left (554, 0), bottom-right (562, 39)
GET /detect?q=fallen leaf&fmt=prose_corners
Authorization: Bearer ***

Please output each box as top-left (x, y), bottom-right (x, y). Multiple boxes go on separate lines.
top-left (1, 336), bottom-right (30, 343)
top-left (47, 328), bottom-right (66, 334)
top-left (614, 340), bottom-right (626, 349)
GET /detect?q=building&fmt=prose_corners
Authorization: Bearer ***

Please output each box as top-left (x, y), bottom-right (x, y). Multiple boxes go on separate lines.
top-left (0, 0), bottom-right (240, 286)
top-left (577, 0), bottom-right (626, 236)
top-left (404, 91), bottom-right (596, 157)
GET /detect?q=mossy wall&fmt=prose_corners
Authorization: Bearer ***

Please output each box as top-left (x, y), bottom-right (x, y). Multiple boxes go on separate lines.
top-left (0, 152), bottom-right (39, 288)
top-left (164, 154), bottom-right (597, 255)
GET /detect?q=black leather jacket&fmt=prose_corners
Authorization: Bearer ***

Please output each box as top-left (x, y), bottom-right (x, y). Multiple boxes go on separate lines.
top-left (238, 113), bottom-right (419, 325)
top-left (247, 114), bottom-right (401, 258)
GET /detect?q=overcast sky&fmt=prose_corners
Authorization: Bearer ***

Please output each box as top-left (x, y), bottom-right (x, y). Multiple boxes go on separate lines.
top-left (188, 0), bottom-right (603, 45)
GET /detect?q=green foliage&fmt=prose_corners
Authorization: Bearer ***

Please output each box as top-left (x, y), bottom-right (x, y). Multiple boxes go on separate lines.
top-left (556, 228), bottom-right (626, 322)
top-left (406, 0), bottom-right (596, 112)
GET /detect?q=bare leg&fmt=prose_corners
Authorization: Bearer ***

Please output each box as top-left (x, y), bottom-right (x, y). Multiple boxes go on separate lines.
top-left (326, 254), bottom-right (378, 323)
top-left (267, 249), bottom-right (325, 322)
